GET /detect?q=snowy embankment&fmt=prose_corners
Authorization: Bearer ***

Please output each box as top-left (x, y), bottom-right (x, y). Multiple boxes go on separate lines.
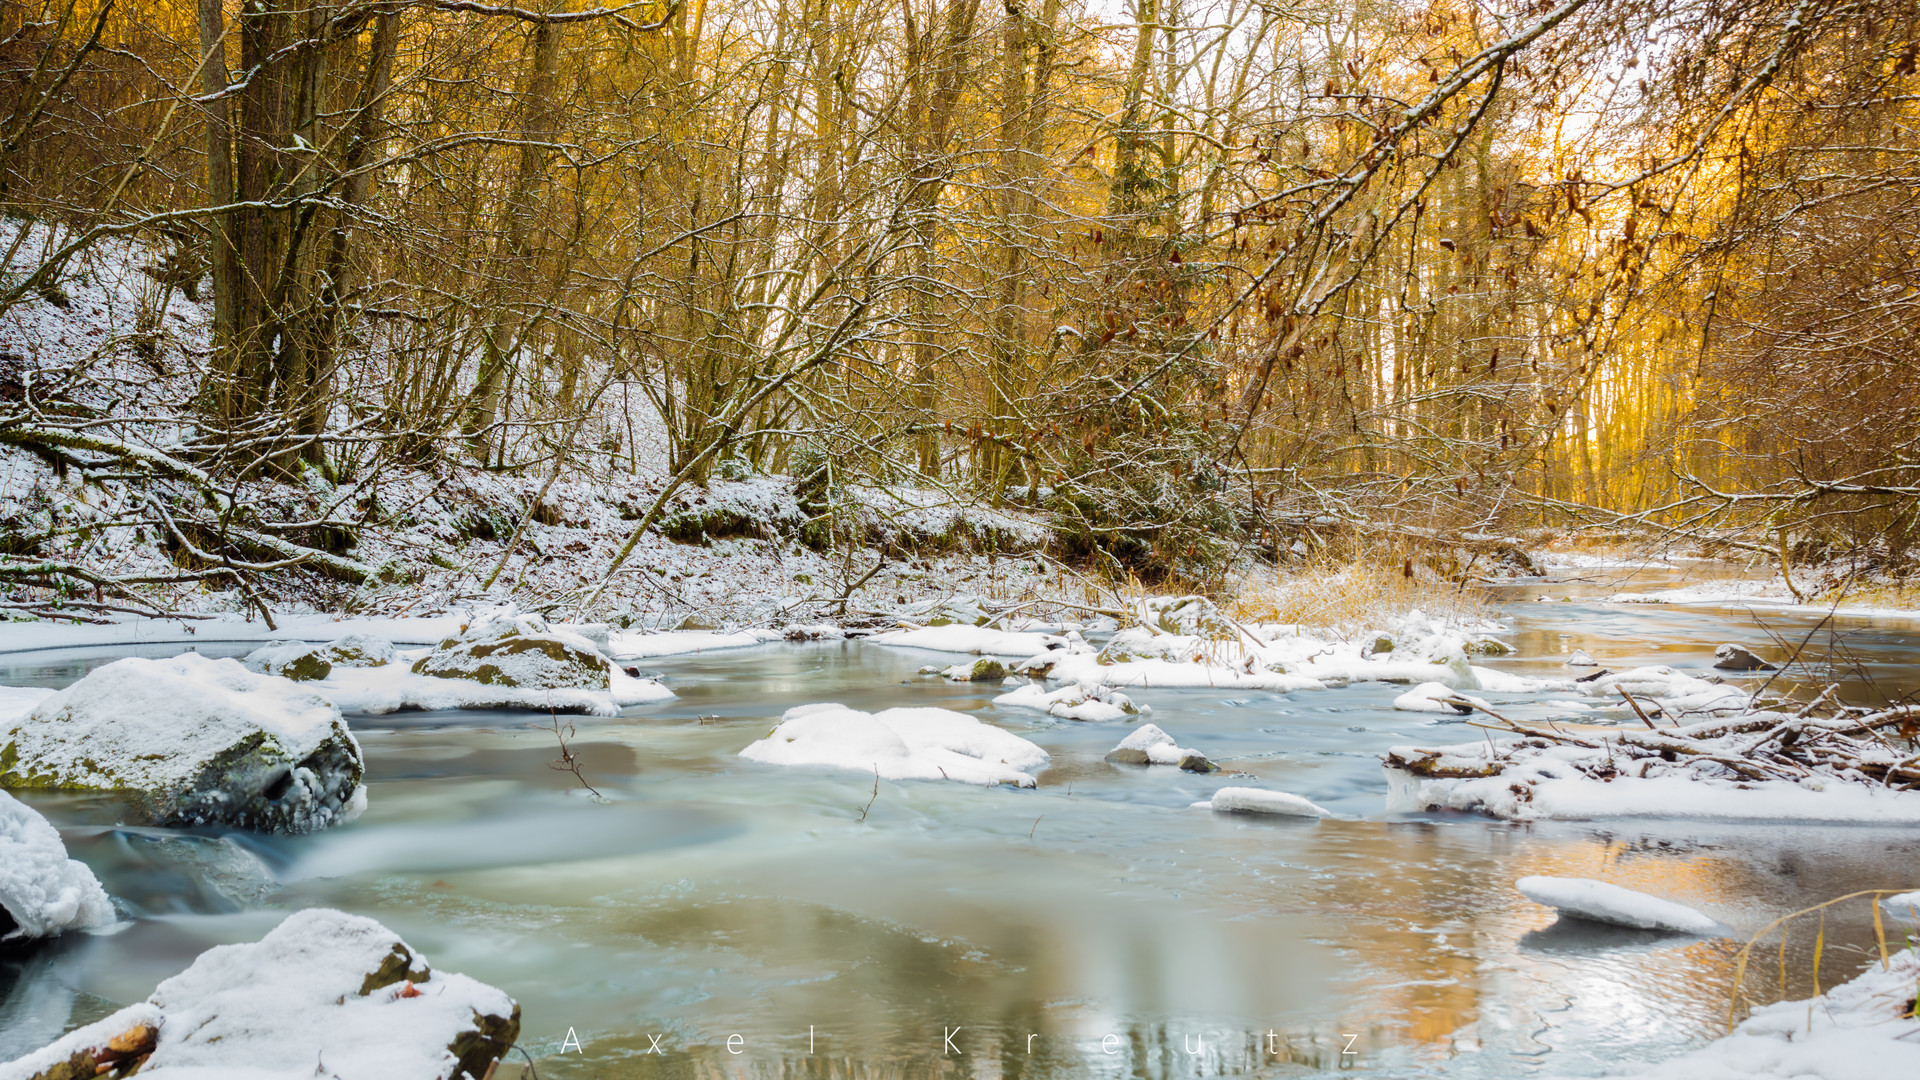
top-left (1565, 946), bottom-right (1920, 1080)
top-left (1384, 705), bottom-right (1920, 823)
top-left (0, 909), bottom-right (518, 1080)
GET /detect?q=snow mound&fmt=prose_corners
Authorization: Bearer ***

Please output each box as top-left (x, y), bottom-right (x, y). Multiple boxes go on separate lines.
top-left (1516, 875), bottom-right (1720, 933)
top-left (1207, 787), bottom-right (1330, 818)
top-left (0, 908), bottom-right (518, 1080)
top-left (0, 791), bottom-right (114, 944)
top-left (739, 703), bottom-right (1049, 787)
top-left (1393, 682), bottom-right (1492, 715)
top-left (607, 628), bottom-right (781, 658)
top-left (1574, 947), bottom-right (1920, 1079)
top-left (994, 682), bottom-right (1144, 722)
top-left (0, 654), bottom-right (365, 833)
top-left (1104, 723), bottom-right (1214, 771)
top-left (870, 624), bottom-right (1068, 657)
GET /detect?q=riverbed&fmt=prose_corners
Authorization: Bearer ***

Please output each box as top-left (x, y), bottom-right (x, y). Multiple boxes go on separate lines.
top-left (5, 567), bottom-right (1919, 1078)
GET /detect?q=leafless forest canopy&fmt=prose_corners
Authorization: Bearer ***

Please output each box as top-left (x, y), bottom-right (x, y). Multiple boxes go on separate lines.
top-left (1, 0), bottom-right (1916, 609)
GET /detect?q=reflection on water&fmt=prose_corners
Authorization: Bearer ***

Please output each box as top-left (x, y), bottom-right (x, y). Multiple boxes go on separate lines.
top-left (5, 582), bottom-right (1920, 1076)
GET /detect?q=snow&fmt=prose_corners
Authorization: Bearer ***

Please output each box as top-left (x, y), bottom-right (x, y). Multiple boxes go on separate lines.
top-left (1107, 723), bottom-right (1205, 766)
top-left (0, 908), bottom-right (518, 1080)
top-left (1515, 875), bottom-right (1721, 933)
top-left (1206, 787), bottom-right (1331, 817)
top-left (739, 703), bottom-right (1050, 787)
top-left (994, 681), bottom-right (1145, 722)
top-left (1881, 890), bottom-right (1920, 916)
top-left (0, 790), bottom-right (115, 943)
top-left (1570, 947), bottom-right (1920, 1079)
top-left (1393, 681), bottom-right (1492, 715)
top-left (1, 654), bottom-right (365, 832)
top-left (869, 624), bottom-right (1068, 657)
top-left (607, 628), bottom-right (782, 658)
top-left (1566, 649), bottom-right (1598, 667)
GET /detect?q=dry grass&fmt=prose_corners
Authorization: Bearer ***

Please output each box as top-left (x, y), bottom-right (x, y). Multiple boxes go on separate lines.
top-left (1727, 888), bottom-right (1920, 1031)
top-left (1226, 556), bottom-right (1491, 636)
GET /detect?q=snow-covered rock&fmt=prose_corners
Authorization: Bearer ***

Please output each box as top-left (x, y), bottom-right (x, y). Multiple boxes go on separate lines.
top-left (0, 908), bottom-right (518, 1080)
top-left (941, 657), bottom-right (1009, 682)
top-left (412, 613), bottom-right (612, 690)
top-left (295, 614), bottom-right (673, 715)
top-left (995, 681), bottom-right (1145, 722)
top-left (0, 654), bottom-right (365, 833)
top-left (1566, 649), bottom-right (1597, 667)
top-left (739, 703), bottom-right (1049, 787)
top-left (1713, 643), bottom-right (1776, 671)
top-left (0, 791), bottom-right (114, 945)
top-left (1393, 681), bottom-right (1492, 715)
top-left (1205, 787), bottom-right (1330, 817)
top-left (1575, 946), bottom-right (1920, 1079)
top-left (1104, 723), bottom-right (1214, 771)
top-left (1516, 875), bottom-right (1720, 934)
top-left (245, 633), bottom-right (397, 681)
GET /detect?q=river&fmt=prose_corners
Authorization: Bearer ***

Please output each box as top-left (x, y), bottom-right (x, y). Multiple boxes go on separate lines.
top-left (5, 566), bottom-right (1919, 1078)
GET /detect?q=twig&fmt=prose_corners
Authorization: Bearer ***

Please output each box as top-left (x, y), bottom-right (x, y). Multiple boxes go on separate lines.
top-left (545, 701), bottom-right (603, 799)
top-left (857, 765), bottom-right (878, 822)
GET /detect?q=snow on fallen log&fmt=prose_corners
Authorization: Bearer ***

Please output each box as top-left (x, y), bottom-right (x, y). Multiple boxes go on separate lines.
top-left (0, 791), bottom-right (115, 945)
top-left (0, 908), bottom-right (518, 1080)
top-left (0, 654), bottom-right (366, 833)
top-left (1516, 875), bottom-right (1721, 934)
top-left (740, 703), bottom-right (1049, 787)
top-left (1383, 704), bottom-right (1920, 823)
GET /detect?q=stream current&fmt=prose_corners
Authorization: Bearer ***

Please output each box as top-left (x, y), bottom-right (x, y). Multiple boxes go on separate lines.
top-left (4, 566), bottom-right (1919, 1078)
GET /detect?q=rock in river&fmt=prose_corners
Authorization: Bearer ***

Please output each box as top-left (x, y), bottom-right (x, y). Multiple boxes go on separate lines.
top-left (0, 654), bottom-right (365, 834)
top-left (1713, 643), bottom-right (1777, 672)
top-left (0, 908), bottom-right (519, 1080)
top-left (245, 633), bottom-right (397, 682)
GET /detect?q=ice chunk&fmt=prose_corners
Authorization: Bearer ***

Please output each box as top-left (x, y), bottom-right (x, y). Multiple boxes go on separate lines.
top-left (1516, 875), bottom-right (1720, 933)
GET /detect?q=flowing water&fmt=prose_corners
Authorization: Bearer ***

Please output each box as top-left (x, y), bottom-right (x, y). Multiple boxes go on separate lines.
top-left (5, 566), bottom-right (1920, 1078)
